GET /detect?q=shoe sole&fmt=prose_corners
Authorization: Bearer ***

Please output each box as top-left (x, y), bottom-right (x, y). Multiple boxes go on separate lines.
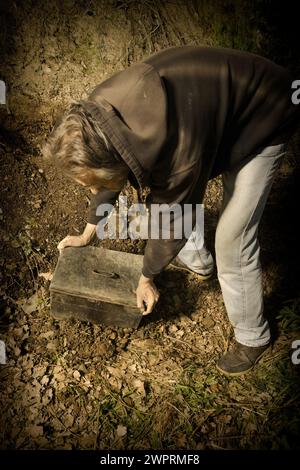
top-left (168, 263), bottom-right (213, 281)
top-left (215, 346), bottom-right (270, 377)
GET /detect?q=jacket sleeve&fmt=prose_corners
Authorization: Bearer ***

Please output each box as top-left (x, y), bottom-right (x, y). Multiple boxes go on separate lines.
top-left (142, 237), bottom-right (188, 279)
top-left (142, 168), bottom-right (204, 279)
top-left (87, 189), bottom-right (120, 225)
top-left (142, 196), bottom-right (197, 279)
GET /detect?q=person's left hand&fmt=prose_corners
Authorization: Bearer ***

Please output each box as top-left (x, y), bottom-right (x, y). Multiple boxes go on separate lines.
top-left (136, 274), bottom-right (160, 315)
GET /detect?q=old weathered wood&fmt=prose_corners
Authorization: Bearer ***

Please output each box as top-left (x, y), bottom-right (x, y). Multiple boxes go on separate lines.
top-left (50, 246), bottom-right (144, 328)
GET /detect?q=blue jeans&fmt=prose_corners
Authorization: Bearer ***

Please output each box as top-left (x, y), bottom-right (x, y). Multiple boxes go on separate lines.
top-left (177, 143), bottom-right (287, 347)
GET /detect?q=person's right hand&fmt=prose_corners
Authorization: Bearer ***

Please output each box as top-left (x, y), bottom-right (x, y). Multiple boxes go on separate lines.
top-left (136, 274), bottom-right (160, 315)
top-left (57, 234), bottom-right (88, 254)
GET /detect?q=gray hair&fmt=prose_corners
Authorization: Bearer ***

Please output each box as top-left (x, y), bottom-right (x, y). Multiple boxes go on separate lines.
top-left (43, 101), bottom-right (128, 187)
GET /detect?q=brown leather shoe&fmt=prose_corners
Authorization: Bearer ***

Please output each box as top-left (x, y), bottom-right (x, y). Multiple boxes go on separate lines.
top-left (216, 341), bottom-right (270, 376)
top-left (169, 256), bottom-right (214, 281)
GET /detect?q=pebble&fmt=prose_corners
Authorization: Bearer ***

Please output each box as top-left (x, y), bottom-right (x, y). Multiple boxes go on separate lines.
top-left (169, 324), bottom-right (178, 334)
top-left (175, 330), bottom-right (184, 338)
top-left (202, 317), bottom-right (215, 329)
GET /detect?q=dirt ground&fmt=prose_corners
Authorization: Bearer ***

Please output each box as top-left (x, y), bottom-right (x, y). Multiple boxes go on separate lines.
top-left (0, 0), bottom-right (300, 450)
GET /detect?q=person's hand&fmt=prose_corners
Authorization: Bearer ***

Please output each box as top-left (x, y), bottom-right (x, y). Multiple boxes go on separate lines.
top-left (136, 274), bottom-right (160, 315)
top-left (57, 234), bottom-right (88, 254)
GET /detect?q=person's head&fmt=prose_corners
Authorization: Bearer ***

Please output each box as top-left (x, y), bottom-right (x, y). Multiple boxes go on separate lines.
top-left (43, 101), bottom-right (129, 193)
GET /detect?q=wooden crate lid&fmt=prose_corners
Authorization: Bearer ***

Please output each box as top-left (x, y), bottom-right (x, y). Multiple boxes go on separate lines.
top-left (50, 246), bottom-right (143, 307)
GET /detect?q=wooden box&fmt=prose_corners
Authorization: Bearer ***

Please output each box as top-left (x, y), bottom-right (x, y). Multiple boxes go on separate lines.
top-left (50, 246), bottom-right (144, 328)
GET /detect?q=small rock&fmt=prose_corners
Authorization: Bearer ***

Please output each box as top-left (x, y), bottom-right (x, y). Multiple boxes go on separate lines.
top-left (46, 341), bottom-right (57, 351)
top-left (32, 366), bottom-right (47, 378)
top-left (175, 330), bottom-right (184, 338)
top-left (21, 292), bottom-right (39, 314)
top-left (132, 379), bottom-right (145, 396)
top-left (33, 200), bottom-right (42, 209)
top-left (64, 413), bottom-right (74, 428)
top-left (40, 331), bottom-right (54, 339)
top-left (94, 342), bottom-right (109, 357)
top-left (53, 366), bottom-right (65, 382)
top-left (40, 375), bottom-right (49, 386)
top-left (116, 425), bottom-right (127, 438)
top-left (14, 328), bottom-right (23, 338)
top-left (14, 346), bottom-right (21, 357)
top-left (179, 314), bottom-right (193, 324)
top-left (26, 425), bottom-right (43, 438)
top-left (73, 370), bottom-right (81, 381)
top-left (107, 366), bottom-right (123, 379)
top-left (191, 312), bottom-right (199, 321)
top-left (202, 317), bottom-right (215, 329)
top-left (123, 396), bottom-right (134, 407)
top-left (39, 271), bottom-right (53, 281)
top-left (42, 64), bottom-right (52, 74)
top-left (169, 324), bottom-right (178, 334)
top-left (128, 363), bottom-right (137, 373)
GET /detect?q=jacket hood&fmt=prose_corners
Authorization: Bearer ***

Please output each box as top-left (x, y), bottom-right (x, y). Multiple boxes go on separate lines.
top-left (82, 62), bottom-right (167, 189)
